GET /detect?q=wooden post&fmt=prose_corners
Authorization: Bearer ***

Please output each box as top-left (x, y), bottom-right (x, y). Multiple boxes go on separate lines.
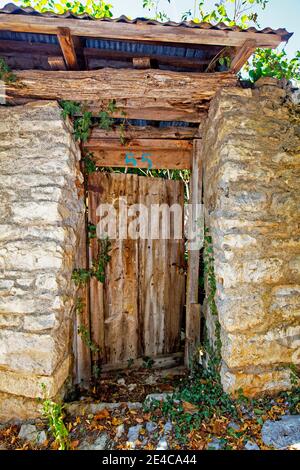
top-left (73, 199), bottom-right (92, 387)
top-left (57, 27), bottom-right (81, 70)
top-left (185, 139), bottom-right (203, 367)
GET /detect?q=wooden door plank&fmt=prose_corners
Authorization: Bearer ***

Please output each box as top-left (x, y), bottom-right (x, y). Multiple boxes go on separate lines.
top-left (88, 183), bottom-right (106, 366)
top-left (185, 139), bottom-right (203, 367)
top-left (88, 173), bottom-right (140, 365)
top-left (138, 177), bottom-right (185, 357)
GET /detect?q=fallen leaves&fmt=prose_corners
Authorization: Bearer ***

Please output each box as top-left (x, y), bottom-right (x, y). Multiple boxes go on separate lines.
top-left (94, 409), bottom-right (110, 420)
top-left (70, 440), bottom-right (80, 449)
top-left (111, 417), bottom-right (123, 426)
top-left (182, 401), bottom-right (199, 414)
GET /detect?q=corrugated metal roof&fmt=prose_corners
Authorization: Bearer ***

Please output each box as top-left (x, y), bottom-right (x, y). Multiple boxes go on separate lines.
top-left (0, 3), bottom-right (293, 42)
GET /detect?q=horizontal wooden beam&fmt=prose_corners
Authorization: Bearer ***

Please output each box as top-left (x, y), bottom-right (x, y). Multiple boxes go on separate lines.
top-left (5, 68), bottom-right (235, 122)
top-left (0, 14), bottom-right (285, 48)
top-left (100, 352), bottom-right (183, 372)
top-left (0, 39), bottom-right (61, 55)
top-left (89, 126), bottom-right (201, 140)
top-left (0, 39), bottom-right (210, 71)
top-left (230, 39), bottom-right (257, 74)
top-left (85, 138), bottom-right (193, 169)
top-left (84, 47), bottom-right (210, 70)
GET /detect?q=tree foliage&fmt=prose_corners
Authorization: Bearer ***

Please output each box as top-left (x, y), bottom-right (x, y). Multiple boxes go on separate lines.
top-left (179, 0), bottom-right (299, 83)
top-left (142, 0), bottom-right (170, 21)
top-left (247, 48), bottom-right (300, 82)
top-left (19, 0), bottom-right (113, 17)
top-left (182, 0), bottom-right (269, 27)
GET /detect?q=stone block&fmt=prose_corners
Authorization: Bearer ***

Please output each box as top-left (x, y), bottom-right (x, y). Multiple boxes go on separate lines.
top-left (0, 391), bottom-right (42, 421)
top-left (221, 325), bottom-right (300, 369)
top-left (23, 313), bottom-right (59, 332)
top-left (221, 363), bottom-right (291, 397)
top-left (0, 329), bottom-right (66, 375)
top-left (0, 356), bottom-right (70, 398)
top-left (215, 257), bottom-right (284, 288)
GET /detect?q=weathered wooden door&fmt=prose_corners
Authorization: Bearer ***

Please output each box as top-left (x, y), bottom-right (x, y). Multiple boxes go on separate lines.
top-left (88, 172), bottom-right (185, 370)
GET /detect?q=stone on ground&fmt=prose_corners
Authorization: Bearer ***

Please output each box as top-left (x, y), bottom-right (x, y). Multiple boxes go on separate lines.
top-left (261, 415), bottom-right (300, 449)
top-left (18, 424), bottom-right (47, 444)
top-left (115, 424), bottom-right (125, 438)
top-left (156, 437), bottom-right (168, 450)
top-left (79, 433), bottom-right (110, 450)
top-left (244, 440), bottom-right (260, 450)
top-left (127, 424), bottom-right (142, 449)
top-left (207, 438), bottom-right (225, 450)
top-left (146, 422), bottom-right (157, 434)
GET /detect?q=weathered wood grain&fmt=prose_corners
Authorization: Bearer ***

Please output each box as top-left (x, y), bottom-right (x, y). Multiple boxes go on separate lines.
top-left (6, 68), bottom-right (237, 100)
top-left (88, 172), bottom-right (185, 369)
top-left (132, 57), bottom-right (151, 69)
top-left (101, 352), bottom-right (183, 372)
top-left (230, 39), bottom-right (257, 73)
top-left (138, 177), bottom-right (186, 357)
top-left (0, 14), bottom-right (285, 48)
top-left (86, 138), bottom-right (193, 169)
top-left (74, 218), bottom-right (91, 385)
top-left (5, 69), bottom-right (235, 122)
top-left (89, 126), bottom-right (201, 141)
top-left (88, 173), bottom-right (140, 366)
top-left (185, 139), bottom-right (203, 367)
top-left (57, 27), bottom-right (79, 70)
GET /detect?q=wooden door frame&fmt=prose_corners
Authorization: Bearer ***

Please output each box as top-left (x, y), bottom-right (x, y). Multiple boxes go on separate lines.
top-left (75, 137), bottom-right (203, 383)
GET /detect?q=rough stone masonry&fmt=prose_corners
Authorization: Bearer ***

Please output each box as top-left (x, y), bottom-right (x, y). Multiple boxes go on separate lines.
top-left (0, 101), bottom-right (85, 420)
top-left (202, 80), bottom-right (300, 396)
top-left (0, 82), bottom-right (299, 421)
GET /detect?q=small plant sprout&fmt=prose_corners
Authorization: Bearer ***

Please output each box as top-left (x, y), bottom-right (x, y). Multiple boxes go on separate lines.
top-left (40, 383), bottom-right (70, 451)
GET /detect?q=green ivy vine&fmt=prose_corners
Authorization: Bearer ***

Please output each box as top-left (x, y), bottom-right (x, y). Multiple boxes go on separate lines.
top-left (204, 227), bottom-right (221, 361)
top-left (0, 58), bottom-right (17, 84)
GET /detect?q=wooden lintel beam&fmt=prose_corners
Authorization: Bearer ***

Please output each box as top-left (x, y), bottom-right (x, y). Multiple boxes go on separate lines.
top-left (0, 14), bottom-right (287, 49)
top-left (57, 27), bottom-right (79, 70)
top-left (89, 126), bottom-right (201, 140)
top-left (230, 39), bottom-right (257, 74)
top-left (85, 138), bottom-right (193, 169)
top-left (5, 68), bottom-right (235, 122)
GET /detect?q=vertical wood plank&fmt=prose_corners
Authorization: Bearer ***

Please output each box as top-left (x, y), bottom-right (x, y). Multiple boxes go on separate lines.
top-left (138, 177), bottom-right (185, 357)
top-left (88, 173), bottom-right (140, 366)
top-left (88, 177), bottom-right (106, 366)
top-left (185, 139), bottom-right (203, 367)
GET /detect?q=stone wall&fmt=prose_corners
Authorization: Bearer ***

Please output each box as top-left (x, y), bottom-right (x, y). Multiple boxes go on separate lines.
top-left (202, 81), bottom-right (300, 396)
top-left (0, 101), bottom-right (84, 420)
